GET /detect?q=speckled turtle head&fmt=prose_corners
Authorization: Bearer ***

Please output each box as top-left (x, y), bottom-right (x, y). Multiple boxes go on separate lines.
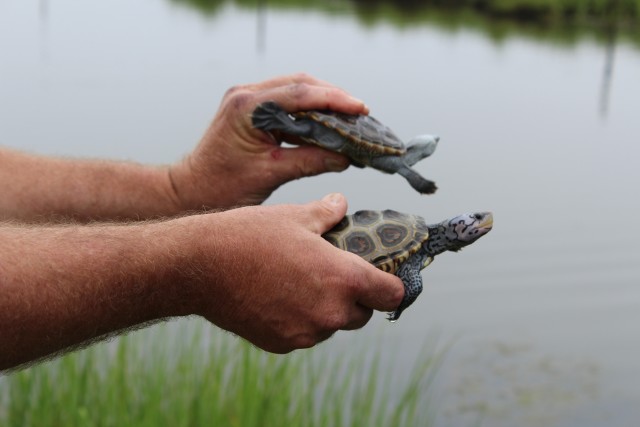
top-left (425, 212), bottom-right (493, 255)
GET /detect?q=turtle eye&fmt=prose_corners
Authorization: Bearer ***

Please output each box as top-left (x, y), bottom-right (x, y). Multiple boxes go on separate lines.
top-left (473, 213), bottom-right (483, 221)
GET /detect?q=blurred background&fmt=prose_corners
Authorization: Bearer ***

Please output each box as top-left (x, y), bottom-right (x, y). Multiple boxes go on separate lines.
top-left (1, 1), bottom-right (639, 426)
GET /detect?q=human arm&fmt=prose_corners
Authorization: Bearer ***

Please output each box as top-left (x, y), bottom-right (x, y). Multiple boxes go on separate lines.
top-left (0, 193), bottom-right (404, 371)
top-left (0, 74), bottom-right (365, 222)
top-left (0, 147), bottom-right (181, 222)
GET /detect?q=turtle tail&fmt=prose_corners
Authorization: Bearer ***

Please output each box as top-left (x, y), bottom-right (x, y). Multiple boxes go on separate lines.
top-left (251, 101), bottom-right (290, 131)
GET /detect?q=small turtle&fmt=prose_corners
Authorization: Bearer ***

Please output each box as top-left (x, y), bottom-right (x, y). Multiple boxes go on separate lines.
top-left (252, 102), bottom-right (440, 194)
top-left (323, 210), bottom-right (493, 321)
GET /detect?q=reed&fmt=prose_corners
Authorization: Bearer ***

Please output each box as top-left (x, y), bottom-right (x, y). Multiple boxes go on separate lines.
top-left (0, 321), bottom-right (441, 427)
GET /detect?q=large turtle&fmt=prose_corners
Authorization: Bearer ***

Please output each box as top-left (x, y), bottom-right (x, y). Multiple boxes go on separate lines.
top-left (323, 210), bottom-right (493, 321)
top-left (252, 102), bottom-right (440, 194)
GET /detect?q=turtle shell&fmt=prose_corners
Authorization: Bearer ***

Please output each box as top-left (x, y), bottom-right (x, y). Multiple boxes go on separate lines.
top-left (292, 110), bottom-right (406, 156)
top-left (323, 210), bottom-right (429, 274)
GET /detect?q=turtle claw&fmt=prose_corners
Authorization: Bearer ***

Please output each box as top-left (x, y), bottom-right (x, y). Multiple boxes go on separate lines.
top-left (397, 166), bottom-right (437, 195)
top-left (415, 180), bottom-right (437, 195)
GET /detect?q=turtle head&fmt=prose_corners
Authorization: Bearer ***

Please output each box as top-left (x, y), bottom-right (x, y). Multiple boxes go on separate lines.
top-left (403, 134), bottom-right (440, 169)
top-left (406, 134), bottom-right (439, 157)
top-left (428, 212), bottom-right (493, 255)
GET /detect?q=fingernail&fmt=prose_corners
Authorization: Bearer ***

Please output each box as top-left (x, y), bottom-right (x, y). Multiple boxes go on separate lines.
top-left (325, 157), bottom-right (349, 172)
top-left (322, 193), bottom-right (343, 206)
top-left (349, 96), bottom-right (368, 112)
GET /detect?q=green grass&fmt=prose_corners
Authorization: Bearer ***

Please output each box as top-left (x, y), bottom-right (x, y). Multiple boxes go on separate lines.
top-left (0, 320), bottom-right (442, 427)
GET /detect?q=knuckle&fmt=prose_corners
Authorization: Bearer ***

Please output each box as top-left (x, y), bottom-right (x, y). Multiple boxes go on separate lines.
top-left (231, 92), bottom-right (253, 111)
top-left (271, 344), bottom-right (296, 355)
top-left (346, 269), bottom-right (365, 294)
top-left (322, 311), bottom-right (348, 332)
top-left (287, 82), bottom-right (311, 99)
top-left (340, 259), bottom-right (366, 291)
top-left (223, 84), bottom-right (246, 99)
top-left (292, 334), bottom-right (316, 350)
top-left (307, 201), bottom-right (336, 228)
top-left (293, 155), bottom-right (321, 179)
top-left (292, 71), bottom-right (312, 82)
top-left (344, 309), bottom-right (373, 331)
top-left (222, 86), bottom-right (253, 111)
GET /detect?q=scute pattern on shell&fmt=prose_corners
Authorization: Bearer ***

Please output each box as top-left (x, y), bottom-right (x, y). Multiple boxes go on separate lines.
top-left (293, 110), bottom-right (406, 156)
top-left (323, 210), bottom-right (430, 274)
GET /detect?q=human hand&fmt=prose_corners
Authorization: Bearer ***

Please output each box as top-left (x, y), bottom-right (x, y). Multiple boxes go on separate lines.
top-left (168, 73), bottom-right (369, 210)
top-left (182, 193), bottom-right (404, 353)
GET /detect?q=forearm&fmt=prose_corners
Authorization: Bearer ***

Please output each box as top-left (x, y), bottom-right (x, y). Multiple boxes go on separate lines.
top-left (0, 195), bottom-right (405, 370)
top-left (0, 147), bottom-right (182, 222)
top-left (0, 218), bottom-right (199, 371)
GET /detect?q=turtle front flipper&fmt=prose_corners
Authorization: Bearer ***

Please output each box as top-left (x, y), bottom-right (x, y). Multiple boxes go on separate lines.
top-left (388, 251), bottom-right (425, 322)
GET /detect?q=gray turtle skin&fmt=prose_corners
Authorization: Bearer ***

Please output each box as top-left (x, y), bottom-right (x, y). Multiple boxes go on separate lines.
top-left (252, 102), bottom-right (440, 194)
top-left (324, 211), bottom-right (493, 321)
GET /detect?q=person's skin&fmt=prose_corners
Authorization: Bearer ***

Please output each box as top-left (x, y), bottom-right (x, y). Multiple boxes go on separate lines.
top-left (0, 74), bottom-right (362, 222)
top-left (0, 73), bottom-right (404, 372)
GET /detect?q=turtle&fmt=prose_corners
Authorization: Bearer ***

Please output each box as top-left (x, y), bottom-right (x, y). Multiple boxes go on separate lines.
top-left (251, 101), bottom-right (440, 194)
top-left (323, 210), bottom-right (493, 321)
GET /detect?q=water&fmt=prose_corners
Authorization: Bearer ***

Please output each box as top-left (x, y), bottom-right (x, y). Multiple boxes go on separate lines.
top-left (2, 1), bottom-right (640, 425)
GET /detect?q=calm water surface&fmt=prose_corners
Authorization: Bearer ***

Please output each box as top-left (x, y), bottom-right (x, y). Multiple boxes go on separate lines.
top-left (1, 1), bottom-right (640, 425)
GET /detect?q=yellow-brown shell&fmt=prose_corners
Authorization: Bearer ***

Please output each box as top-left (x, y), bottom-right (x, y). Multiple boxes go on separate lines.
top-left (322, 210), bottom-right (429, 274)
top-left (293, 110), bottom-right (406, 156)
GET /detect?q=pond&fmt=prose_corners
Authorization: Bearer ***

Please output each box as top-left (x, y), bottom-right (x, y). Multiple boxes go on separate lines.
top-left (1, 0), bottom-right (640, 426)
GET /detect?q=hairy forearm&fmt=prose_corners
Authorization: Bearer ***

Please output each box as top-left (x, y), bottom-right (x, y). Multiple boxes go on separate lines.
top-left (0, 195), bottom-right (405, 370)
top-left (0, 147), bottom-right (182, 222)
top-left (0, 218), bottom-right (200, 371)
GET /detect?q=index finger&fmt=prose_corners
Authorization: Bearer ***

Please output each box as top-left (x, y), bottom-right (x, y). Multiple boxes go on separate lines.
top-left (253, 83), bottom-right (369, 116)
top-left (350, 255), bottom-right (405, 312)
top-left (249, 72), bottom-right (335, 91)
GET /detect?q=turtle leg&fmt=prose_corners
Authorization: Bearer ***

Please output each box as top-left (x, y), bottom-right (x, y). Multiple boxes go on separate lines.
top-left (368, 156), bottom-right (436, 193)
top-left (397, 165), bottom-right (437, 194)
top-left (251, 102), bottom-right (312, 135)
top-left (252, 102), bottom-right (346, 151)
top-left (388, 252), bottom-right (426, 322)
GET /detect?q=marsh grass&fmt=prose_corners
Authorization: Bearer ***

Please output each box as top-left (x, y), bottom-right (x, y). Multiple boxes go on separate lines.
top-left (0, 321), bottom-right (441, 427)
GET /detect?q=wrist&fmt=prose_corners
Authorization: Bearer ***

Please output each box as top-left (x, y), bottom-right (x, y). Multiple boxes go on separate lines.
top-left (146, 213), bottom-right (232, 320)
top-left (168, 156), bottom-right (207, 212)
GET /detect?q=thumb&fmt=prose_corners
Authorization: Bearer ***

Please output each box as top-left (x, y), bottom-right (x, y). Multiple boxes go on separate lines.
top-left (304, 193), bottom-right (348, 235)
top-left (272, 145), bottom-right (350, 181)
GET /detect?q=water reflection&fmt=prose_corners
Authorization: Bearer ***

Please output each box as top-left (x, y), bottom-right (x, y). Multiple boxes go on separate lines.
top-left (3, 0), bottom-right (640, 424)
top-left (38, 0), bottom-right (49, 63)
top-left (441, 339), bottom-right (602, 427)
top-left (170, 0), bottom-right (640, 49)
top-left (600, 22), bottom-right (618, 118)
top-left (172, 0), bottom-right (226, 15)
top-left (256, 0), bottom-right (267, 54)
top-left (169, 0), bottom-right (633, 119)
top-left (39, 0), bottom-right (48, 21)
